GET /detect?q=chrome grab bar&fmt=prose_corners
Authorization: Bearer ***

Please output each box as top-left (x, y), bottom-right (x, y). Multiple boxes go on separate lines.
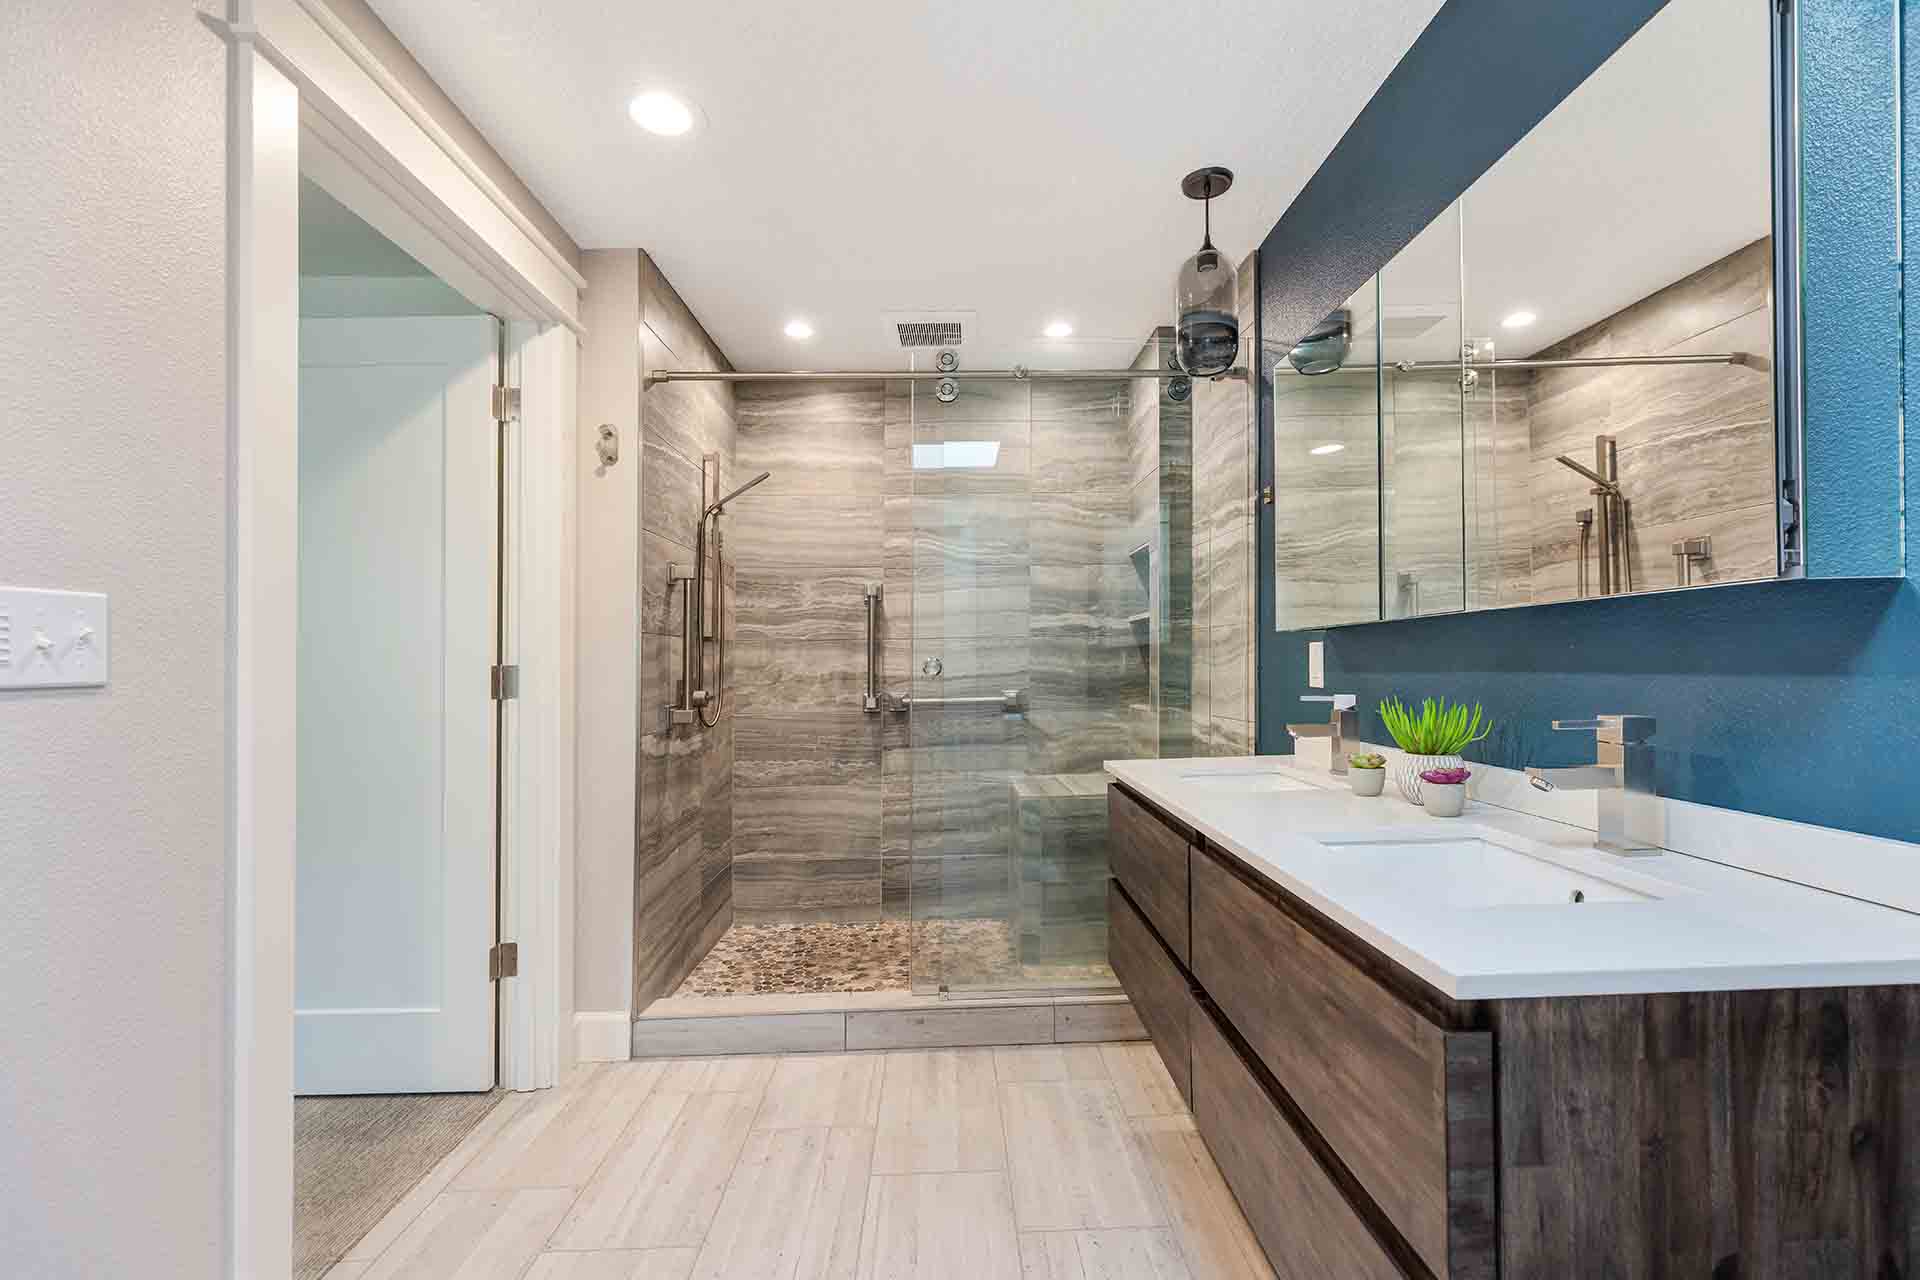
top-left (885, 689), bottom-right (1022, 713)
top-left (862, 583), bottom-right (883, 713)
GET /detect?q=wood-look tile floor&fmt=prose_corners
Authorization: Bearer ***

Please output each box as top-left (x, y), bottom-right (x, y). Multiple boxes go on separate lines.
top-left (326, 1041), bottom-right (1274, 1280)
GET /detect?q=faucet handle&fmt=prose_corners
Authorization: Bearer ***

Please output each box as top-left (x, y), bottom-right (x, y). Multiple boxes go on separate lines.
top-left (1553, 715), bottom-right (1655, 743)
top-left (1302, 694), bottom-right (1357, 710)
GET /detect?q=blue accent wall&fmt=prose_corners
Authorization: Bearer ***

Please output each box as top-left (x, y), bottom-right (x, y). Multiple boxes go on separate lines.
top-left (1255, 1), bottom-right (1919, 844)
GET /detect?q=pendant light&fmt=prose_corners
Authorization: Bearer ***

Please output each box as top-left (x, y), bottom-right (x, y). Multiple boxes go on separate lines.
top-left (1174, 166), bottom-right (1240, 377)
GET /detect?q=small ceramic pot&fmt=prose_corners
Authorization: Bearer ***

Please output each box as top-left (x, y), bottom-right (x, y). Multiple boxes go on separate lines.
top-left (1349, 768), bottom-right (1386, 797)
top-left (1422, 782), bottom-right (1467, 818)
top-left (1393, 753), bottom-right (1463, 804)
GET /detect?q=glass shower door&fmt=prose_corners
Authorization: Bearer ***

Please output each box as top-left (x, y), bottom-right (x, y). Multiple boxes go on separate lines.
top-left (904, 373), bottom-right (1127, 994)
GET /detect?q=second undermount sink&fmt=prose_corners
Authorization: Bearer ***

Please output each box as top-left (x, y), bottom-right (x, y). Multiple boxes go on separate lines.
top-left (1177, 769), bottom-right (1320, 794)
top-left (1313, 831), bottom-right (1666, 907)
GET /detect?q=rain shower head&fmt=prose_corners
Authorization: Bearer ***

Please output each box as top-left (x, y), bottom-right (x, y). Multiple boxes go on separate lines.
top-left (706, 470), bottom-right (771, 517)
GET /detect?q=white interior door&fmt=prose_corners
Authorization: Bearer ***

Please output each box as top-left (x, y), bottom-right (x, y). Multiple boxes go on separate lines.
top-left (295, 315), bottom-right (499, 1094)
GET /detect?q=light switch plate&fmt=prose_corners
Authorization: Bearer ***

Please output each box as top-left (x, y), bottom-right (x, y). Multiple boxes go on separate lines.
top-left (0, 587), bottom-right (110, 689)
top-left (1307, 640), bottom-right (1325, 689)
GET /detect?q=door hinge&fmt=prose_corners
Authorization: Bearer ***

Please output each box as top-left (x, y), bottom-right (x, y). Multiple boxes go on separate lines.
top-left (489, 941), bottom-right (519, 980)
top-left (492, 385), bottom-right (521, 422)
top-left (491, 664), bottom-right (520, 700)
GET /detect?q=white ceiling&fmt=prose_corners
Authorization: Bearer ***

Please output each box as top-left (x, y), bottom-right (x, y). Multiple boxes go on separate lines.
top-left (368, 0), bottom-right (1448, 369)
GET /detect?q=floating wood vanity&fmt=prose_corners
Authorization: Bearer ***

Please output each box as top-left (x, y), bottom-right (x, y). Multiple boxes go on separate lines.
top-left (1107, 778), bottom-right (1920, 1279)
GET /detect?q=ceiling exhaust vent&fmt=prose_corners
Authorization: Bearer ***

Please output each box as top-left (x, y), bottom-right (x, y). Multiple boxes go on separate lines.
top-left (883, 310), bottom-right (974, 349)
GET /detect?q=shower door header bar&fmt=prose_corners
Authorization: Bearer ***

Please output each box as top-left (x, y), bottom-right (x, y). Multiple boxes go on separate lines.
top-left (645, 366), bottom-right (1248, 386)
top-left (1274, 352), bottom-right (1755, 376)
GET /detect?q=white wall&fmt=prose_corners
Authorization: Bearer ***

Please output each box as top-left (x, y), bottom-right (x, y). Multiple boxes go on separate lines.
top-left (0, 2), bottom-right (231, 1275)
top-left (572, 250), bottom-right (641, 1030)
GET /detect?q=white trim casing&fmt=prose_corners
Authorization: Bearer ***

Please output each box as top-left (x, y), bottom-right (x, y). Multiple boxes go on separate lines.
top-left (218, 0), bottom-right (585, 1270)
top-left (249, 0), bottom-right (582, 331)
top-left (226, 35), bottom-right (299, 1280)
top-left (499, 321), bottom-right (579, 1091)
top-left (573, 1011), bottom-right (634, 1064)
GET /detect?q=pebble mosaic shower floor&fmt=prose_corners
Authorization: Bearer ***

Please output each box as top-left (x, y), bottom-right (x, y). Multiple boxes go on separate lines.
top-left (672, 920), bottom-right (1113, 995)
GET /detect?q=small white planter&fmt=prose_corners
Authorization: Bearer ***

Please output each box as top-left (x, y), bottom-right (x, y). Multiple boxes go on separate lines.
top-left (1422, 782), bottom-right (1467, 818)
top-left (1393, 753), bottom-right (1463, 804)
top-left (1349, 768), bottom-right (1386, 797)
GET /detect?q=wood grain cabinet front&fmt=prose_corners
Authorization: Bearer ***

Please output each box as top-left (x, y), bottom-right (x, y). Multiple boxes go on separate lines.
top-left (1107, 878), bottom-right (1198, 1104)
top-left (1107, 784), bottom-right (1193, 965)
top-left (1191, 1008), bottom-right (1409, 1280)
top-left (1190, 847), bottom-right (1496, 1280)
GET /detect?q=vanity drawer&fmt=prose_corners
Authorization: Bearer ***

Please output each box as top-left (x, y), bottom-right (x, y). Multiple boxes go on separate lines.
top-left (1107, 784), bottom-right (1191, 964)
top-left (1107, 879), bottom-right (1197, 1104)
top-left (1192, 1007), bottom-right (1407, 1280)
top-left (1190, 848), bottom-right (1495, 1280)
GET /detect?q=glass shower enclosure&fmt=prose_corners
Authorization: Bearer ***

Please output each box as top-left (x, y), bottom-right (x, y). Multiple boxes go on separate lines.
top-left (901, 372), bottom-right (1142, 993)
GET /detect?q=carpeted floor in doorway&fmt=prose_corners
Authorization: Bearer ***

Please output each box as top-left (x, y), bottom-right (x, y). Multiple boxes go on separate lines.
top-left (293, 1089), bottom-right (502, 1280)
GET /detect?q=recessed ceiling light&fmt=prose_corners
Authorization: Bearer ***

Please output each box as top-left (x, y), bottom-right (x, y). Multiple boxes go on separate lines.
top-left (1043, 320), bottom-right (1074, 339)
top-left (628, 90), bottom-right (697, 137)
top-left (783, 319), bottom-right (814, 340)
top-left (1310, 442), bottom-right (1346, 456)
top-left (1502, 310), bottom-right (1538, 329)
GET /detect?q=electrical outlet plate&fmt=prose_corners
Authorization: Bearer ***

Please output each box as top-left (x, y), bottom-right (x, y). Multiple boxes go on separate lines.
top-left (0, 587), bottom-right (110, 690)
top-left (1308, 640), bottom-right (1325, 689)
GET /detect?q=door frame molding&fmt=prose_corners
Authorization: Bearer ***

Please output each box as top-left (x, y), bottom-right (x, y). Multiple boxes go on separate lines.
top-left (216, 2), bottom-right (578, 1275)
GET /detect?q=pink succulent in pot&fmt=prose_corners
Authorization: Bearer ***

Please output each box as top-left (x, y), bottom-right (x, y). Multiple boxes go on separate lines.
top-left (1419, 766), bottom-right (1472, 786)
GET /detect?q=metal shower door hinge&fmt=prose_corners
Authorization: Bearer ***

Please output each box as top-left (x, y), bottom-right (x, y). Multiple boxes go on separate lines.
top-left (491, 664), bottom-right (520, 700)
top-left (489, 941), bottom-right (519, 980)
top-left (492, 385), bottom-right (521, 421)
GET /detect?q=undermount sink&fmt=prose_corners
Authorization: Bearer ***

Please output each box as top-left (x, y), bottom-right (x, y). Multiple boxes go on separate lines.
top-left (1177, 770), bottom-right (1319, 794)
top-left (1314, 832), bottom-right (1662, 907)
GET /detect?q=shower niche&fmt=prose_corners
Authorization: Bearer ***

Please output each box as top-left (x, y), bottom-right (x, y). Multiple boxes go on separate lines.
top-left (1271, 0), bottom-right (1799, 631)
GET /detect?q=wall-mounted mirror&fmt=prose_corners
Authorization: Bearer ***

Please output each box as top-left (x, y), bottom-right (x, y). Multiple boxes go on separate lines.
top-left (1272, 0), bottom-right (1788, 630)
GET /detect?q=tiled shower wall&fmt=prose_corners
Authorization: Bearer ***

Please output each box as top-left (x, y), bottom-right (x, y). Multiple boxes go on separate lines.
top-left (633, 254), bottom-right (739, 1007)
top-left (1521, 236), bottom-right (1777, 601)
top-left (727, 377), bottom-right (1145, 931)
top-left (727, 381), bottom-right (890, 922)
top-left (1134, 253), bottom-right (1258, 754)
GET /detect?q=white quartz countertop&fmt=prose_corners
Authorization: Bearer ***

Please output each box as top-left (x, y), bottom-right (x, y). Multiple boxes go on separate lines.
top-left (1104, 755), bottom-right (1920, 1000)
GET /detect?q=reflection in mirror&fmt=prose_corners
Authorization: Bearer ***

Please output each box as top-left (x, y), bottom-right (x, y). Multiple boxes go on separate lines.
top-left (1381, 204), bottom-right (1467, 619)
top-left (1459, 0), bottom-right (1775, 609)
top-left (1271, 276), bottom-right (1381, 631)
top-left (1271, 0), bottom-right (1781, 629)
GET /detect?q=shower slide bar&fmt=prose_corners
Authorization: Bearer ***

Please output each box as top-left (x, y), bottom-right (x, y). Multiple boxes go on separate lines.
top-left (646, 367), bottom-right (1248, 386)
top-left (1276, 352), bottom-right (1754, 376)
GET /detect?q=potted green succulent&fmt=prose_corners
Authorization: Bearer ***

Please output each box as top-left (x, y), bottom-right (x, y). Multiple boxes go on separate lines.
top-left (1419, 766), bottom-right (1472, 817)
top-left (1378, 696), bottom-right (1492, 803)
top-left (1347, 751), bottom-right (1387, 796)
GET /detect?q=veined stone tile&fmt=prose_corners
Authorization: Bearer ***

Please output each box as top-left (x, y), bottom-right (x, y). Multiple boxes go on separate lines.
top-left (1031, 379), bottom-right (1131, 423)
top-left (727, 494), bottom-right (883, 570)
top-left (1612, 236), bottom-right (1771, 356)
top-left (733, 566), bottom-right (883, 645)
top-left (731, 637), bottom-right (867, 715)
top-left (1030, 490), bottom-right (1137, 566)
top-left (734, 379), bottom-right (885, 430)
top-left (733, 781), bottom-right (883, 858)
top-left (733, 855), bottom-right (883, 911)
top-left (734, 712), bottom-right (882, 788)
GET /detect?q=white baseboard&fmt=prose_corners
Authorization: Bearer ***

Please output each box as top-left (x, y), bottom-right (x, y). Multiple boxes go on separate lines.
top-left (573, 1011), bottom-right (632, 1062)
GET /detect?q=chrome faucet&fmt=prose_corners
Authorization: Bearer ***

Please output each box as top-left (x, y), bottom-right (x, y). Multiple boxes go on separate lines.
top-left (1287, 694), bottom-right (1358, 775)
top-left (1525, 715), bottom-right (1664, 854)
